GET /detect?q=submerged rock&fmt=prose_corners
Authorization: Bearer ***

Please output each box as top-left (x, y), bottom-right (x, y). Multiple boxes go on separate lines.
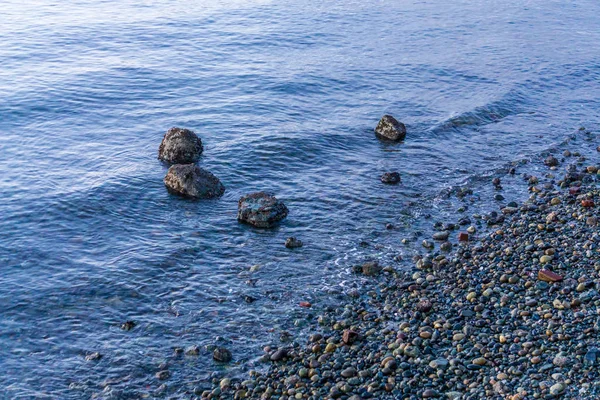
top-left (158, 127), bottom-right (203, 164)
top-left (544, 155), bottom-right (559, 167)
top-left (375, 115), bottom-right (406, 141)
top-left (85, 352), bottom-right (102, 361)
top-left (285, 237), bottom-right (303, 248)
top-left (361, 261), bottom-right (381, 276)
top-left (213, 347), bottom-right (232, 362)
top-left (120, 321), bottom-right (136, 331)
top-left (381, 172), bottom-right (401, 184)
top-left (164, 164), bottom-right (225, 199)
top-left (237, 192), bottom-right (288, 228)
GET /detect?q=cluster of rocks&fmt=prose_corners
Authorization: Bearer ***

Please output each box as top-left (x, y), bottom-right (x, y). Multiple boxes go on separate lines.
top-left (158, 115), bottom-right (409, 226)
top-left (158, 127), bottom-right (288, 228)
top-left (204, 160), bottom-right (600, 398)
top-left (159, 127), bottom-right (224, 199)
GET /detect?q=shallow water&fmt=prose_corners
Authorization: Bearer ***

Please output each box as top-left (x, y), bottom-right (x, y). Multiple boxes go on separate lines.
top-left (1, 0), bottom-right (600, 398)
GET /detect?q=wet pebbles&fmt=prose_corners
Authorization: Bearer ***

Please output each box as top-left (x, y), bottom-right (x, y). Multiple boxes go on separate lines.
top-left (205, 164), bottom-right (600, 399)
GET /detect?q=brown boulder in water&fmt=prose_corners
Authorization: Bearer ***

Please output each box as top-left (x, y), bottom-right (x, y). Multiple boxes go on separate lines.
top-left (164, 164), bottom-right (225, 199)
top-left (158, 127), bottom-right (203, 164)
top-left (375, 115), bottom-right (406, 141)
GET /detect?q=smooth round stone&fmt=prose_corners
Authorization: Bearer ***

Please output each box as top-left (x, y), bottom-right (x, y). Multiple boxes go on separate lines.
top-left (549, 383), bottom-right (565, 396)
top-left (270, 349), bottom-right (287, 361)
top-left (429, 358), bottom-right (449, 369)
top-left (220, 378), bottom-right (231, 389)
top-left (453, 333), bottom-right (465, 341)
top-left (325, 343), bottom-right (337, 353)
top-left (433, 231), bottom-right (449, 241)
top-left (472, 357), bottom-right (487, 366)
top-left (419, 331), bottom-right (432, 339)
top-left (341, 367), bottom-right (357, 378)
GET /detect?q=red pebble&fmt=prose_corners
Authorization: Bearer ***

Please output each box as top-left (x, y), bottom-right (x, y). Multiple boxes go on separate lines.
top-left (582, 200), bottom-right (595, 207)
top-left (569, 187), bottom-right (581, 195)
top-left (538, 269), bottom-right (563, 283)
top-left (299, 301), bottom-right (311, 308)
top-left (458, 232), bottom-right (469, 242)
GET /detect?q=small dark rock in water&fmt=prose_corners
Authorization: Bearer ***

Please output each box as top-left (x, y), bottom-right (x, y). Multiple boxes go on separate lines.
top-left (492, 177), bottom-right (501, 187)
top-left (494, 194), bottom-right (505, 201)
top-left (361, 261), bottom-right (381, 276)
top-left (458, 217), bottom-right (470, 225)
top-left (155, 370), bottom-right (171, 380)
top-left (243, 295), bottom-right (257, 303)
top-left (158, 127), bottom-right (203, 164)
top-left (458, 232), bottom-right (469, 242)
top-left (270, 348), bottom-right (287, 361)
top-left (385, 223), bottom-right (394, 230)
top-left (213, 347), bottom-right (232, 362)
top-left (342, 329), bottom-right (359, 345)
top-left (185, 345), bottom-right (200, 356)
top-left (508, 167), bottom-right (516, 174)
top-left (285, 237), bottom-right (303, 248)
top-left (237, 192), bottom-right (288, 228)
top-left (432, 231), bottom-right (449, 241)
top-left (440, 241), bottom-right (453, 252)
top-left (120, 321), bottom-right (136, 331)
top-left (85, 352), bottom-right (102, 361)
top-left (416, 299), bottom-right (432, 313)
top-left (164, 164), bottom-right (225, 199)
top-left (544, 155), bottom-right (559, 167)
top-left (381, 172), bottom-right (401, 184)
top-left (374, 115), bottom-right (407, 141)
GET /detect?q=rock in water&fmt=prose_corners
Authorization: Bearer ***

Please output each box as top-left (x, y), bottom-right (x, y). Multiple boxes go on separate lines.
top-left (361, 261), bottom-right (381, 276)
top-left (164, 164), bottom-right (225, 199)
top-left (375, 115), bottom-right (407, 141)
top-left (213, 347), bottom-right (232, 362)
top-left (158, 127), bottom-right (203, 164)
top-left (544, 155), bottom-right (559, 167)
top-left (285, 237), bottom-right (303, 248)
top-left (237, 192), bottom-right (288, 228)
top-left (381, 172), bottom-right (401, 184)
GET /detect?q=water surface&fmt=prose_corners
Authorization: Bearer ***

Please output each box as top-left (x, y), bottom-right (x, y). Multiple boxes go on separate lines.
top-left (1, 0), bottom-right (600, 398)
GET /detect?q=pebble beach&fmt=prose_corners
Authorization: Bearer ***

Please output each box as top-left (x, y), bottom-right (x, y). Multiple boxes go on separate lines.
top-left (204, 152), bottom-right (600, 400)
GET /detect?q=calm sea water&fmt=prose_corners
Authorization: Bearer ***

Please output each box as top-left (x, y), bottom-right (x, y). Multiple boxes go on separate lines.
top-left (1, 0), bottom-right (599, 398)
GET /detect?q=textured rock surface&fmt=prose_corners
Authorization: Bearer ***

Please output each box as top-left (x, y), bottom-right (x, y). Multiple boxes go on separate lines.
top-left (374, 115), bottom-right (406, 141)
top-left (237, 192), bottom-right (288, 228)
top-left (158, 127), bottom-right (203, 164)
top-left (163, 164), bottom-right (225, 199)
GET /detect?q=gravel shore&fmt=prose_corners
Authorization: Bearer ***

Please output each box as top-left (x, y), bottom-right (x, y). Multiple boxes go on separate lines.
top-left (205, 159), bottom-right (600, 400)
